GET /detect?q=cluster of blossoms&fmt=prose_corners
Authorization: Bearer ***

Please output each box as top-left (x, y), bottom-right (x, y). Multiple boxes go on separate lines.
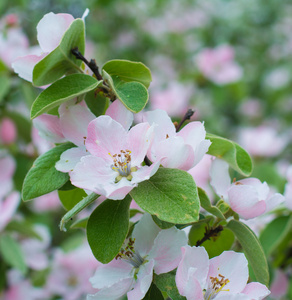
top-left (0, 6), bottom-right (291, 299)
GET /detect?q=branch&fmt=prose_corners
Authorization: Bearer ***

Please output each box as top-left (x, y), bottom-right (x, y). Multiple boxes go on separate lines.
top-left (176, 109), bottom-right (195, 132)
top-left (71, 47), bottom-right (103, 80)
top-left (196, 225), bottom-right (223, 247)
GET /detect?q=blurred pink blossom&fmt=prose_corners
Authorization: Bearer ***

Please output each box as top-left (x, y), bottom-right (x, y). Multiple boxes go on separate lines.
top-left (238, 125), bottom-right (288, 157)
top-left (0, 117), bottom-right (17, 145)
top-left (150, 83), bottom-right (194, 117)
top-left (30, 191), bottom-right (61, 212)
top-left (196, 45), bottom-right (243, 85)
top-left (284, 166), bottom-right (292, 210)
top-left (45, 243), bottom-right (99, 300)
top-left (269, 269), bottom-right (289, 299)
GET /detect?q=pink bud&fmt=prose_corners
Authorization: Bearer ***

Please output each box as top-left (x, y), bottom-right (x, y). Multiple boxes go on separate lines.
top-left (0, 118), bottom-right (17, 145)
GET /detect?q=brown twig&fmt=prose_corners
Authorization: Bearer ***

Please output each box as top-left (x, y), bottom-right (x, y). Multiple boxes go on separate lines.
top-left (196, 225), bottom-right (224, 247)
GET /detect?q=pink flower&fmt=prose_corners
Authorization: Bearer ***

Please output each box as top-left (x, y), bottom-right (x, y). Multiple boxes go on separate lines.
top-left (29, 191), bottom-right (61, 212)
top-left (210, 159), bottom-right (285, 219)
top-left (176, 246), bottom-right (270, 300)
top-left (45, 243), bottom-right (98, 300)
top-left (12, 12), bottom-right (78, 82)
top-left (269, 269), bottom-right (289, 299)
top-left (142, 109), bottom-right (211, 171)
top-left (70, 113), bottom-right (159, 200)
top-left (0, 118), bottom-right (17, 144)
top-left (284, 166), bottom-right (292, 210)
top-left (149, 83), bottom-right (194, 117)
top-left (196, 45), bottom-right (242, 85)
top-left (238, 125), bottom-right (288, 157)
top-left (87, 213), bottom-right (187, 300)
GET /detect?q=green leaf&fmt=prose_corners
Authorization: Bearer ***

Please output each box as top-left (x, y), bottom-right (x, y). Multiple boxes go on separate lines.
top-left (58, 188), bottom-right (87, 211)
top-left (130, 168), bottom-right (200, 224)
top-left (33, 19), bottom-right (85, 86)
top-left (259, 215), bottom-right (292, 256)
top-left (87, 195), bottom-right (131, 263)
top-left (22, 143), bottom-right (74, 201)
top-left (227, 219), bottom-right (269, 286)
top-left (85, 90), bottom-right (110, 117)
top-left (152, 215), bottom-right (175, 229)
top-left (59, 192), bottom-right (100, 231)
top-left (189, 223), bottom-right (234, 258)
top-left (0, 235), bottom-right (27, 273)
top-left (206, 133), bottom-right (253, 176)
top-left (30, 74), bottom-right (100, 119)
top-left (198, 187), bottom-right (225, 220)
top-left (103, 70), bottom-right (149, 113)
top-left (143, 283), bottom-right (164, 300)
top-left (102, 59), bottom-right (152, 88)
top-left (154, 272), bottom-right (187, 300)
top-left (0, 74), bottom-right (10, 103)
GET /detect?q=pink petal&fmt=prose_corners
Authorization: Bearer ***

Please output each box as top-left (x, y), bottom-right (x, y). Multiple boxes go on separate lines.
top-left (12, 53), bottom-right (47, 82)
top-left (265, 193), bottom-right (285, 212)
top-left (37, 13), bottom-right (74, 53)
top-left (106, 100), bottom-right (133, 131)
top-left (210, 159), bottom-right (231, 200)
top-left (127, 260), bottom-right (154, 300)
top-left (86, 116), bottom-right (127, 162)
top-left (176, 246), bottom-right (209, 294)
top-left (59, 101), bottom-right (95, 147)
top-left (89, 258), bottom-right (133, 289)
top-left (153, 136), bottom-right (195, 170)
top-left (143, 109), bottom-right (176, 143)
top-left (0, 118), bottom-right (17, 144)
top-left (105, 180), bottom-right (135, 200)
top-left (131, 161), bottom-right (161, 186)
top-left (33, 114), bottom-right (66, 144)
top-left (270, 270), bottom-right (289, 298)
top-left (228, 185), bottom-right (267, 219)
top-left (242, 282), bottom-right (270, 299)
top-left (55, 147), bottom-right (88, 173)
top-left (0, 155), bottom-right (15, 181)
top-left (148, 227), bottom-right (188, 274)
top-left (70, 155), bottom-right (116, 195)
top-left (0, 192), bottom-right (20, 231)
top-left (237, 178), bottom-right (269, 200)
top-left (126, 123), bottom-right (153, 166)
top-left (132, 213), bottom-right (161, 257)
top-left (179, 271), bottom-right (204, 300)
top-left (208, 251), bottom-right (248, 294)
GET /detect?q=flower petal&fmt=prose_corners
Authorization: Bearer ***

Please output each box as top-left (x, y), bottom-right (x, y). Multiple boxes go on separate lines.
top-left (59, 101), bottom-right (95, 147)
top-left (86, 116), bottom-right (127, 162)
top-left (132, 213), bottom-right (161, 257)
top-left (12, 53), bottom-right (47, 82)
top-left (228, 185), bottom-right (266, 219)
top-left (0, 192), bottom-right (20, 231)
top-left (148, 227), bottom-right (187, 274)
top-left (33, 114), bottom-right (66, 144)
top-left (242, 282), bottom-right (270, 299)
top-left (70, 155), bottom-right (116, 195)
top-left (36, 12), bottom-right (74, 53)
top-left (106, 100), bottom-right (133, 131)
top-left (152, 136), bottom-right (195, 170)
top-left (89, 258), bottom-right (133, 289)
top-left (127, 260), bottom-right (154, 300)
top-left (208, 251), bottom-right (249, 294)
top-left (210, 159), bottom-right (231, 200)
top-left (175, 246), bottom-right (209, 295)
top-left (126, 123), bottom-right (153, 166)
top-left (55, 147), bottom-right (87, 173)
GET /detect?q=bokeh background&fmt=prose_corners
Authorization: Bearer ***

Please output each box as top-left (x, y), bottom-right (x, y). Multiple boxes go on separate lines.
top-left (0, 0), bottom-right (292, 299)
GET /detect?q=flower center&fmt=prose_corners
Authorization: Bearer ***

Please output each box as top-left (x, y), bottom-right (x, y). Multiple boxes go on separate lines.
top-left (110, 150), bottom-right (137, 181)
top-left (115, 238), bottom-right (144, 269)
top-left (204, 274), bottom-right (230, 300)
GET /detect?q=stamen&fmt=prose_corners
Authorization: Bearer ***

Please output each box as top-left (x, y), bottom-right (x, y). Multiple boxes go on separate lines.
top-left (111, 149), bottom-right (135, 179)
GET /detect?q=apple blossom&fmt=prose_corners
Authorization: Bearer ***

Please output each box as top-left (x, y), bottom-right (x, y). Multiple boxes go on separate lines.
top-left (0, 117), bottom-right (17, 144)
top-left (176, 246), bottom-right (270, 300)
top-left (70, 114), bottom-right (159, 200)
top-left (284, 165), bottom-right (292, 210)
top-left (195, 45), bottom-right (243, 85)
top-left (45, 243), bottom-right (98, 300)
top-left (142, 109), bottom-right (211, 171)
top-left (87, 213), bottom-right (187, 300)
top-left (12, 10), bottom-right (89, 82)
top-left (237, 125), bottom-right (288, 157)
top-left (210, 159), bottom-right (285, 219)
